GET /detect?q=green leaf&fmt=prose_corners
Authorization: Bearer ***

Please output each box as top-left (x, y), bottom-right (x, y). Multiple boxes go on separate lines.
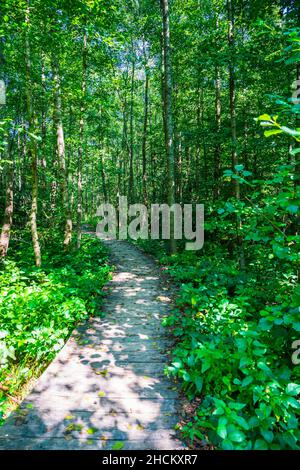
top-left (232, 415), bottom-right (250, 431)
top-left (195, 376), bottom-right (203, 392)
top-left (229, 402), bottom-right (247, 411)
top-left (222, 439), bottom-right (234, 450)
top-left (172, 361), bottom-right (182, 369)
top-left (112, 441), bottom-right (124, 450)
top-left (257, 361), bottom-right (272, 375)
top-left (182, 370), bottom-right (191, 382)
top-left (287, 397), bottom-right (300, 409)
top-left (286, 383), bottom-right (300, 396)
top-left (257, 114), bottom-right (271, 121)
top-left (87, 427), bottom-right (97, 435)
top-left (239, 356), bottom-right (250, 369)
top-left (241, 376), bottom-right (253, 387)
top-left (212, 407), bottom-right (225, 416)
top-left (228, 430), bottom-right (246, 443)
top-left (217, 417), bottom-right (228, 439)
top-left (234, 164), bottom-right (244, 172)
top-left (264, 129), bottom-right (283, 137)
top-left (261, 429), bottom-right (274, 443)
top-left (254, 439), bottom-right (268, 450)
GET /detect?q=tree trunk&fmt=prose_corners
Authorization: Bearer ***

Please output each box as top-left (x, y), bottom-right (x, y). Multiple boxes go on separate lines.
top-left (0, 139), bottom-right (14, 258)
top-left (128, 52), bottom-right (135, 204)
top-left (200, 86), bottom-right (208, 196)
top-left (52, 57), bottom-right (72, 250)
top-left (295, 4), bottom-right (300, 186)
top-left (227, 0), bottom-right (245, 270)
top-left (77, 33), bottom-right (87, 249)
top-left (25, 2), bottom-right (41, 267)
top-left (99, 147), bottom-right (108, 202)
top-left (160, 0), bottom-right (177, 254)
top-left (142, 66), bottom-right (149, 206)
top-left (213, 65), bottom-right (221, 200)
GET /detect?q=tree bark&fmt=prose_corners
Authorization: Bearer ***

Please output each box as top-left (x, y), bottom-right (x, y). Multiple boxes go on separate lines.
top-left (25, 2), bottom-right (41, 267)
top-left (160, 0), bottom-right (177, 254)
top-left (227, 0), bottom-right (245, 270)
top-left (52, 57), bottom-right (72, 250)
top-left (142, 64), bottom-right (149, 206)
top-left (295, 6), bottom-right (300, 186)
top-left (99, 145), bottom-right (108, 203)
top-left (213, 64), bottom-right (221, 200)
top-left (0, 140), bottom-right (14, 258)
top-left (128, 50), bottom-right (135, 204)
top-left (77, 33), bottom-right (87, 249)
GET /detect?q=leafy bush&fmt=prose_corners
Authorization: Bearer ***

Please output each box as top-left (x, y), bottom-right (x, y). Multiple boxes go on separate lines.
top-left (164, 267), bottom-right (300, 449)
top-left (160, 160), bottom-right (300, 450)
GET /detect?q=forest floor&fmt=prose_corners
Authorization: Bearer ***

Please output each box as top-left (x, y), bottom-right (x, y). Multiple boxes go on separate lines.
top-left (0, 235), bottom-right (185, 450)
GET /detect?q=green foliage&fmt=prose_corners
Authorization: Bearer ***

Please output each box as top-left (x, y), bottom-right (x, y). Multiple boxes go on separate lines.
top-left (161, 160), bottom-right (300, 450)
top-left (1, 0), bottom-right (300, 452)
top-left (0, 234), bottom-right (110, 423)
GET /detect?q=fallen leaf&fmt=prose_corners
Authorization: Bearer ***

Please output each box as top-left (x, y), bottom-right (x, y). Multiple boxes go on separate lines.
top-left (87, 427), bottom-right (97, 435)
top-left (65, 415), bottom-right (74, 421)
top-left (112, 441), bottom-right (124, 450)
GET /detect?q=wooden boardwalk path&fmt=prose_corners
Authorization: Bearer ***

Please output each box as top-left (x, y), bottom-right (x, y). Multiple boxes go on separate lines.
top-left (0, 239), bottom-right (184, 449)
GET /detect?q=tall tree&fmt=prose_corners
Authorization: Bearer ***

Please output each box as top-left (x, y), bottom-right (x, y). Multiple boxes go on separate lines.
top-left (0, 136), bottom-right (14, 258)
top-left (25, 2), bottom-right (41, 267)
top-left (227, 0), bottom-right (245, 269)
top-left (160, 0), bottom-right (177, 254)
top-left (77, 33), bottom-right (87, 249)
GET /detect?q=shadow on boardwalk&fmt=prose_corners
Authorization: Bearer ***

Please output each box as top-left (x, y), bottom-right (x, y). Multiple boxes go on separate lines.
top-left (0, 239), bottom-right (184, 450)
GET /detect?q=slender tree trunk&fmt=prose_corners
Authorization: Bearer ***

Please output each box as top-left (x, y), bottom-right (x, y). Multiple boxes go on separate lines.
top-left (213, 65), bottom-right (221, 200)
top-left (77, 33), bottom-right (87, 249)
top-left (99, 143), bottom-right (108, 202)
top-left (25, 3), bottom-right (41, 267)
top-left (177, 132), bottom-right (183, 203)
top-left (142, 67), bottom-right (149, 206)
top-left (295, 5), bottom-right (300, 186)
top-left (52, 58), bottom-right (72, 249)
top-left (40, 58), bottom-right (47, 189)
top-left (65, 107), bottom-right (74, 249)
top-left (293, 9), bottom-right (300, 256)
top-left (200, 86), bottom-right (208, 195)
top-left (160, 0), bottom-right (177, 254)
top-left (0, 140), bottom-right (14, 258)
top-left (128, 52), bottom-right (135, 204)
top-left (195, 80), bottom-right (201, 198)
top-left (227, 0), bottom-right (245, 270)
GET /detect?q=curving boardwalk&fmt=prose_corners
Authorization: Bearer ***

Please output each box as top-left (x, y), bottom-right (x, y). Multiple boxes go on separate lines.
top-left (0, 239), bottom-right (184, 450)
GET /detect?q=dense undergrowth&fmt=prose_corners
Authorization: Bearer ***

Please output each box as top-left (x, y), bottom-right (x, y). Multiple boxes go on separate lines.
top-left (136, 163), bottom-right (300, 450)
top-left (0, 232), bottom-right (111, 424)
